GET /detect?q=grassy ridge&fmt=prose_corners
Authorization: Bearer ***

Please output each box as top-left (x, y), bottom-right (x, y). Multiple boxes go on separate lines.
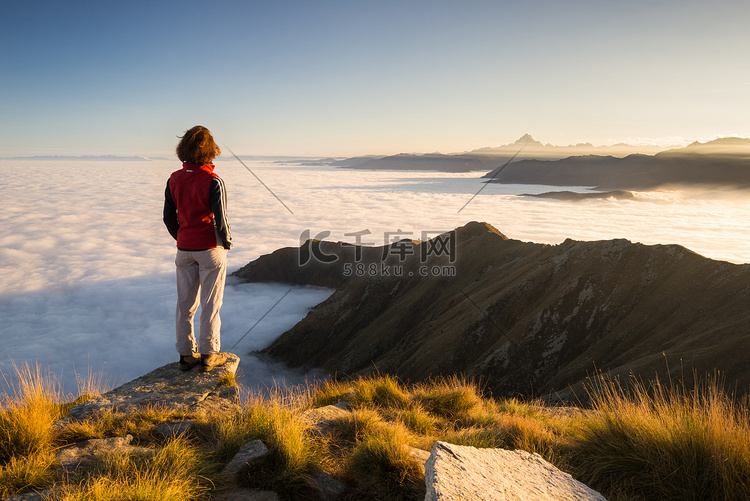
top-left (2, 365), bottom-right (750, 500)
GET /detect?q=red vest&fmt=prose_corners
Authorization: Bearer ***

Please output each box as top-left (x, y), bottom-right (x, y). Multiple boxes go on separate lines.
top-left (169, 163), bottom-right (219, 250)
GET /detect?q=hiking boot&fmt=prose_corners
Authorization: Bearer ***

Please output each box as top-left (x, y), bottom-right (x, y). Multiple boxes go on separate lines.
top-left (179, 354), bottom-right (201, 371)
top-left (200, 352), bottom-right (228, 373)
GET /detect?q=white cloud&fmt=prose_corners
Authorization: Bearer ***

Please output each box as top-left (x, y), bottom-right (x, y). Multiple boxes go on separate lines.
top-left (2, 158), bottom-right (750, 397)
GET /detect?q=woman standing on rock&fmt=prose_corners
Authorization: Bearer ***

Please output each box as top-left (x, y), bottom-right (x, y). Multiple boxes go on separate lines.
top-left (163, 126), bottom-right (232, 372)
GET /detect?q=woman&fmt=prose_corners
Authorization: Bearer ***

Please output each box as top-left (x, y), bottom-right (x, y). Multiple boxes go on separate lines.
top-left (163, 125), bottom-right (232, 372)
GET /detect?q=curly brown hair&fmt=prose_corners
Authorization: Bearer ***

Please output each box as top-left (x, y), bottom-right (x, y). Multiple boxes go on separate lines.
top-left (176, 125), bottom-right (221, 165)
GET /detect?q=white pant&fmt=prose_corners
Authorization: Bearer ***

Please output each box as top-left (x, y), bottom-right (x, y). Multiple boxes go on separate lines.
top-left (174, 248), bottom-right (227, 356)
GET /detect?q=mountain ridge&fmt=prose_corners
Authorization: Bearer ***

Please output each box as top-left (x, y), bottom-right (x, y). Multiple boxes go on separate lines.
top-left (483, 137), bottom-right (750, 190)
top-left (328, 134), bottom-right (675, 172)
top-left (233, 222), bottom-right (750, 401)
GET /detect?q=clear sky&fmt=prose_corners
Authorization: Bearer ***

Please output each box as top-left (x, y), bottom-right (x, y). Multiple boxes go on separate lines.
top-left (1, 0), bottom-right (748, 157)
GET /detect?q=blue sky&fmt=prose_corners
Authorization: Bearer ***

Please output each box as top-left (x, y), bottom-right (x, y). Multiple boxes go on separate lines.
top-left (2, 0), bottom-right (748, 157)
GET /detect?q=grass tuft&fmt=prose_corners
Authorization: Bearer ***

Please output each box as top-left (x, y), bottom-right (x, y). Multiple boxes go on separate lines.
top-left (388, 405), bottom-right (442, 436)
top-left (0, 452), bottom-right (54, 499)
top-left (329, 408), bottom-right (386, 446)
top-left (52, 436), bottom-right (214, 501)
top-left (352, 375), bottom-right (411, 410)
top-left (0, 362), bottom-right (64, 465)
top-left (413, 376), bottom-right (483, 420)
top-left (309, 379), bottom-right (352, 408)
top-left (348, 425), bottom-right (425, 500)
top-left (206, 394), bottom-right (321, 500)
top-left (564, 374), bottom-right (750, 501)
top-left (217, 372), bottom-right (236, 388)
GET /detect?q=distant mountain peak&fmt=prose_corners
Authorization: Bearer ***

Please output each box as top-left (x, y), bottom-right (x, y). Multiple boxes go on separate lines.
top-left (512, 134), bottom-right (544, 147)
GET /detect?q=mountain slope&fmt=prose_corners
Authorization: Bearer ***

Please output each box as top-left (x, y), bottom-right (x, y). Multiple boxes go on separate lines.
top-left (233, 222), bottom-right (750, 400)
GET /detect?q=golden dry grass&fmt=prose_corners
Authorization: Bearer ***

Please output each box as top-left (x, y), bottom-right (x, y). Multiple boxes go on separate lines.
top-left (4, 365), bottom-right (750, 501)
top-left (564, 374), bottom-right (750, 501)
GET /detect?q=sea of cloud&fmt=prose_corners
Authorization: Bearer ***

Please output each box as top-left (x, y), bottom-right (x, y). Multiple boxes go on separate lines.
top-left (2, 157), bottom-right (749, 397)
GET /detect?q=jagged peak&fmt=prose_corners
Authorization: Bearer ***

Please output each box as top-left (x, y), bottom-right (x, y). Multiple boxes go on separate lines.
top-left (512, 134), bottom-right (544, 148)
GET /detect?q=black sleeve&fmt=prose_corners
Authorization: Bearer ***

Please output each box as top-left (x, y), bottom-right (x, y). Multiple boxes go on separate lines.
top-left (209, 176), bottom-right (233, 250)
top-left (163, 180), bottom-right (179, 241)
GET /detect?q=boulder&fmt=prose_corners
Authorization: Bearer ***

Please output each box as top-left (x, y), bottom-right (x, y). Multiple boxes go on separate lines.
top-left (425, 442), bottom-right (606, 501)
top-left (62, 353), bottom-right (240, 421)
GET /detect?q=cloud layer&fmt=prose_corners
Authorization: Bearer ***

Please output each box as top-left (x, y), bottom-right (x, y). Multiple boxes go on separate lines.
top-left (2, 158), bottom-right (749, 396)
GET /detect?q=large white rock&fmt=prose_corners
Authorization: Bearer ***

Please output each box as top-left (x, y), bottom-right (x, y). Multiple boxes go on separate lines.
top-left (424, 442), bottom-right (606, 501)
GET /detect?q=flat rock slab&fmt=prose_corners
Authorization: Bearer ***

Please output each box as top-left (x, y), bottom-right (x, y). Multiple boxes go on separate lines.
top-left (425, 442), bottom-right (606, 501)
top-left (64, 353), bottom-right (240, 420)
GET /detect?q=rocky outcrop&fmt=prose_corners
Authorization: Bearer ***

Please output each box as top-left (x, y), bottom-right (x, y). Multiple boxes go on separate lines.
top-left (425, 442), bottom-right (606, 501)
top-left (62, 353), bottom-right (240, 422)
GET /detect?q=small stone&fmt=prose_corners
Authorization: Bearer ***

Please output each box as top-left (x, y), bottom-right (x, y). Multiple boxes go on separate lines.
top-left (332, 400), bottom-right (350, 411)
top-left (222, 440), bottom-right (270, 477)
top-left (155, 420), bottom-right (195, 437)
top-left (311, 466), bottom-right (346, 500)
top-left (300, 404), bottom-right (349, 435)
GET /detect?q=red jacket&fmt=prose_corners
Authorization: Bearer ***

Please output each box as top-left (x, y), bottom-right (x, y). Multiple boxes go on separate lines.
top-left (163, 163), bottom-right (232, 250)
